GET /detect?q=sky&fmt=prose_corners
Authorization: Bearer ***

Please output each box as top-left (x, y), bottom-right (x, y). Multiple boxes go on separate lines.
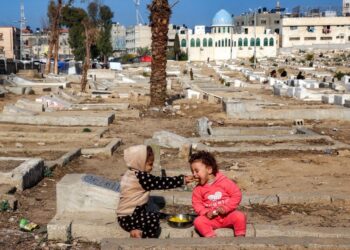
top-left (0, 0), bottom-right (342, 29)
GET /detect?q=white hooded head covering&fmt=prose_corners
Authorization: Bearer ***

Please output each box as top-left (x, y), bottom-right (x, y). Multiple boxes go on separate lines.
top-left (123, 145), bottom-right (147, 171)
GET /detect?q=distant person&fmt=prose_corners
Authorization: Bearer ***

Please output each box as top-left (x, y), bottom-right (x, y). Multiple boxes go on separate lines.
top-left (270, 69), bottom-right (277, 78)
top-left (117, 145), bottom-right (193, 238)
top-left (207, 57), bottom-right (210, 63)
top-left (280, 70), bottom-right (287, 77)
top-left (296, 71), bottom-right (305, 80)
top-left (190, 68), bottom-right (194, 80)
top-left (190, 151), bottom-right (246, 238)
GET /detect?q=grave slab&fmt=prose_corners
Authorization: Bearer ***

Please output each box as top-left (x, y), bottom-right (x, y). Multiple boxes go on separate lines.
top-left (0, 157), bottom-right (44, 191)
top-left (56, 174), bottom-right (120, 215)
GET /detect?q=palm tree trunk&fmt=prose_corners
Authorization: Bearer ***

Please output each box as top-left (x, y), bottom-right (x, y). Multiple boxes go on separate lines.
top-left (81, 22), bottom-right (91, 92)
top-left (45, 0), bottom-right (62, 75)
top-left (149, 0), bottom-right (171, 107)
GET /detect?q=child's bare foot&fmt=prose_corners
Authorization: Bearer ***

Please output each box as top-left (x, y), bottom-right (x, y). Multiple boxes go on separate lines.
top-left (130, 229), bottom-right (142, 238)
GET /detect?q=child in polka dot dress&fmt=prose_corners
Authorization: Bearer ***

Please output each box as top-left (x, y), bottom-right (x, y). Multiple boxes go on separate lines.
top-left (117, 145), bottom-right (193, 238)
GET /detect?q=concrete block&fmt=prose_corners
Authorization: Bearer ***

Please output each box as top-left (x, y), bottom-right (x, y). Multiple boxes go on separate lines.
top-left (152, 131), bottom-right (192, 149)
top-left (2, 104), bottom-right (37, 115)
top-left (322, 95), bottom-right (334, 104)
top-left (345, 100), bottom-right (350, 108)
top-left (331, 194), bottom-right (350, 204)
top-left (47, 148), bottom-right (81, 168)
top-left (0, 113), bottom-right (114, 126)
top-left (241, 195), bottom-right (279, 206)
top-left (222, 100), bottom-right (245, 114)
top-left (0, 157), bottom-right (44, 191)
top-left (15, 98), bottom-right (44, 112)
top-left (186, 89), bottom-right (201, 99)
top-left (71, 214), bottom-right (128, 242)
top-left (101, 236), bottom-right (350, 250)
top-left (197, 117), bottom-right (212, 137)
top-left (81, 138), bottom-right (122, 156)
top-left (254, 224), bottom-right (350, 239)
top-left (56, 174), bottom-right (120, 215)
top-left (7, 86), bottom-right (25, 95)
top-left (277, 193), bottom-right (331, 204)
top-left (47, 215), bottom-right (72, 241)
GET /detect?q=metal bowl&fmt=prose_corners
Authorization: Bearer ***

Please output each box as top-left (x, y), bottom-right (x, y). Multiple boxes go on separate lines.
top-left (167, 214), bottom-right (195, 228)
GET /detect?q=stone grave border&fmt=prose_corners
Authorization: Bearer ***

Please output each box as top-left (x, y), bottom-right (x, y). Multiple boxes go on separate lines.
top-left (0, 157), bottom-right (44, 191)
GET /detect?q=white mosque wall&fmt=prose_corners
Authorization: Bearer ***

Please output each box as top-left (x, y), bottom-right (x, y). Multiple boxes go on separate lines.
top-left (180, 33), bottom-right (278, 61)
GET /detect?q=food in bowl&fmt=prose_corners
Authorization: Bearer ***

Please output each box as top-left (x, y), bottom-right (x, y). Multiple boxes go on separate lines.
top-left (167, 214), bottom-right (195, 228)
top-left (168, 217), bottom-right (189, 223)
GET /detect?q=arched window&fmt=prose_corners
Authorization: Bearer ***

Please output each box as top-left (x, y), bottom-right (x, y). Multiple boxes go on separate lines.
top-left (218, 27), bottom-right (221, 33)
top-left (250, 38), bottom-right (255, 46)
top-left (218, 40), bottom-right (221, 47)
top-left (196, 38), bottom-right (201, 47)
top-left (222, 27), bottom-right (226, 33)
top-left (225, 38), bottom-right (228, 47)
top-left (190, 38), bottom-right (195, 47)
top-left (215, 41), bottom-right (218, 47)
top-left (264, 37), bottom-right (268, 46)
top-left (208, 38), bottom-right (213, 47)
top-left (269, 38), bottom-right (274, 46)
top-left (238, 38), bottom-right (243, 47)
top-left (244, 38), bottom-right (248, 46)
top-left (222, 39), bottom-right (225, 47)
top-left (256, 38), bottom-right (261, 47)
top-left (234, 41), bottom-right (236, 47)
top-left (228, 39), bottom-right (231, 47)
top-left (181, 39), bottom-right (187, 47)
top-left (203, 38), bottom-right (208, 47)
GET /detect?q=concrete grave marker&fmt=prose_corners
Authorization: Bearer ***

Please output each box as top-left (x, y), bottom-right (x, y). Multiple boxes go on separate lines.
top-left (82, 174), bottom-right (120, 192)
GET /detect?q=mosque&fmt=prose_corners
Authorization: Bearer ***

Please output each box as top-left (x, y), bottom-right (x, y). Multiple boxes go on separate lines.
top-left (179, 9), bottom-right (279, 61)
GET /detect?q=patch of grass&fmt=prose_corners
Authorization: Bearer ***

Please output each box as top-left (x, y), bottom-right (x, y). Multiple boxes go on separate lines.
top-left (44, 167), bottom-right (53, 178)
top-left (82, 128), bottom-right (92, 133)
top-left (0, 200), bottom-right (9, 212)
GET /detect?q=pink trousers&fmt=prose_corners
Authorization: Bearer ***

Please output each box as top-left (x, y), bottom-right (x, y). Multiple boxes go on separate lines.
top-left (194, 210), bottom-right (246, 238)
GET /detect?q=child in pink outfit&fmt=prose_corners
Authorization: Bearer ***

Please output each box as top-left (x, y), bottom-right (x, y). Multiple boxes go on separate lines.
top-left (189, 151), bottom-right (246, 238)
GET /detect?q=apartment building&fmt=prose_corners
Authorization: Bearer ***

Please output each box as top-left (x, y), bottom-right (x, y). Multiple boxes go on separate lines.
top-left (281, 16), bottom-right (350, 49)
top-left (0, 27), bottom-right (20, 59)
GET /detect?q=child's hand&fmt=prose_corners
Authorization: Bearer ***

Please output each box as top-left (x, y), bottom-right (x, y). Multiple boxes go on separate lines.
top-left (206, 210), bottom-right (217, 219)
top-left (184, 175), bottom-right (194, 184)
top-left (217, 206), bottom-right (226, 215)
top-left (130, 229), bottom-right (142, 238)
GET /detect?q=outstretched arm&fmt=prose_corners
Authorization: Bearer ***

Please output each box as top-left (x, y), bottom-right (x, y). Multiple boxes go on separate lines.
top-left (136, 171), bottom-right (184, 191)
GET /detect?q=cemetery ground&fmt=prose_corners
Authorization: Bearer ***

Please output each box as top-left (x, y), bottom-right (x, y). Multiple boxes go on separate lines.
top-left (0, 60), bottom-right (350, 249)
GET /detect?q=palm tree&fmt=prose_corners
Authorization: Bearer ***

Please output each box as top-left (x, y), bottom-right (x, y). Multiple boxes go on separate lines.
top-left (148, 0), bottom-right (171, 107)
top-left (45, 0), bottom-right (63, 75)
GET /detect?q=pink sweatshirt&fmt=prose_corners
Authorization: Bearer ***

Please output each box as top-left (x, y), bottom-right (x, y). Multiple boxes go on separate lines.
top-left (192, 172), bottom-right (242, 216)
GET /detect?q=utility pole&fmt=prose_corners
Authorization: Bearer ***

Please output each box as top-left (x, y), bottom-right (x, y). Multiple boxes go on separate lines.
top-left (20, 0), bottom-right (26, 60)
top-left (253, 10), bottom-right (257, 69)
top-left (230, 14), bottom-right (233, 60)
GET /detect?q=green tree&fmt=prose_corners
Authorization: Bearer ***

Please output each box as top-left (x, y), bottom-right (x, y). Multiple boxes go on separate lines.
top-left (173, 33), bottom-right (181, 61)
top-left (61, 5), bottom-right (87, 61)
top-left (137, 47), bottom-right (151, 56)
top-left (97, 5), bottom-right (114, 64)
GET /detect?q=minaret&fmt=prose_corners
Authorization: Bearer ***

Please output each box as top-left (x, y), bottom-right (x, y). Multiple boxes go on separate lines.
top-left (20, 0), bottom-right (26, 60)
top-left (344, 0), bottom-right (350, 16)
top-left (276, 1), bottom-right (281, 12)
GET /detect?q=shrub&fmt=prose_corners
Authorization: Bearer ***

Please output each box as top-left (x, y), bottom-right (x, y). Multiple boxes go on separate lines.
top-left (334, 71), bottom-right (345, 80)
top-left (82, 128), bottom-right (92, 133)
top-left (305, 53), bottom-right (314, 61)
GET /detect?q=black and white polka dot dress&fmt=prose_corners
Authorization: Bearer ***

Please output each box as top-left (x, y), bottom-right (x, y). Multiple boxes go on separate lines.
top-left (118, 171), bottom-right (184, 238)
